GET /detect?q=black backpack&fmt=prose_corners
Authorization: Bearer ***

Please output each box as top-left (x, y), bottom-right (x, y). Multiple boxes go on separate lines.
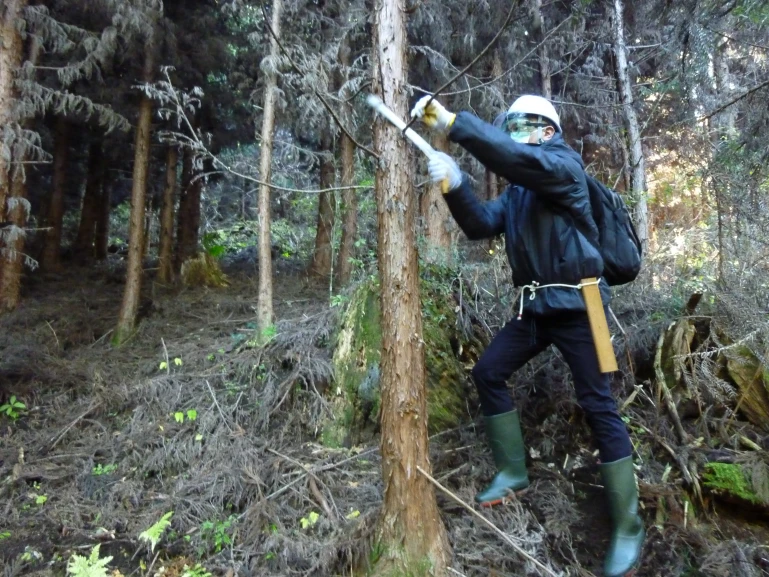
top-left (583, 174), bottom-right (643, 286)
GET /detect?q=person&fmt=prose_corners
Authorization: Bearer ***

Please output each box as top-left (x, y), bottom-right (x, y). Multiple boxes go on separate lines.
top-left (410, 94), bottom-right (644, 577)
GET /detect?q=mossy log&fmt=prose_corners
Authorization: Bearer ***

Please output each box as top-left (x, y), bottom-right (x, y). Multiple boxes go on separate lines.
top-left (702, 461), bottom-right (769, 515)
top-left (720, 345), bottom-right (769, 430)
top-left (322, 273), bottom-right (486, 447)
top-left (655, 315), bottom-right (769, 430)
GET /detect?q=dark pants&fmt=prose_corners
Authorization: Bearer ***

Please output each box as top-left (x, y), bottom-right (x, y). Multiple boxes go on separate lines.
top-left (471, 310), bottom-right (632, 463)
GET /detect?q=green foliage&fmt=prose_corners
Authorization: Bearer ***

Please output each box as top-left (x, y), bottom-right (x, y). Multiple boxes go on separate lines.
top-left (182, 564), bottom-right (212, 577)
top-left (92, 463), bottom-right (118, 476)
top-left (202, 231), bottom-right (227, 258)
top-left (0, 531), bottom-right (10, 540)
top-left (172, 409), bottom-right (198, 423)
top-left (199, 515), bottom-right (236, 554)
top-left (299, 511), bottom-right (320, 529)
top-left (139, 511), bottom-right (174, 552)
top-left (66, 545), bottom-right (112, 577)
top-left (0, 395), bottom-right (26, 420)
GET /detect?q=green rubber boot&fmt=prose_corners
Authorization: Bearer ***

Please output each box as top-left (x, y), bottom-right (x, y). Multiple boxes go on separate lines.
top-left (475, 410), bottom-right (529, 506)
top-left (600, 456), bottom-right (645, 577)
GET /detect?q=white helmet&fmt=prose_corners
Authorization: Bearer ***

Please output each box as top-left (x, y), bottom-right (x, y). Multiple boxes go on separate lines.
top-left (506, 95), bottom-right (561, 132)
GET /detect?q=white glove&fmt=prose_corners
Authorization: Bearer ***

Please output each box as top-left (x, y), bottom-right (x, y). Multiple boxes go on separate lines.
top-left (410, 95), bottom-right (456, 133)
top-left (428, 151), bottom-right (462, 193)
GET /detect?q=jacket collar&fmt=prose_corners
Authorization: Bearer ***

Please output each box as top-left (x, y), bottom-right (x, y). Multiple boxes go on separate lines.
top-left (541, 133), bottom-right (585, 168)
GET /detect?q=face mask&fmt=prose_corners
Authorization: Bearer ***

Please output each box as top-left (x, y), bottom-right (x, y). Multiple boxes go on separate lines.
top-left (509, 131), bottom-right (532, 143)
top-left (501, 113), bottom-right (549, 144)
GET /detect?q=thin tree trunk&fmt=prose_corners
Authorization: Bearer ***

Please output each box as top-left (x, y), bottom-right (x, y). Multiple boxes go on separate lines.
top-left (0, 0), bottom-right (26, 228)
top-left (94, 164), bottom-right (111, 260)
top-left (309, 134), bottom-right (337, 278)
top-left (74, 142), bottom-right (104, 259)
top-left (336, 131), bottom-right (357, 285)
top-left (40, 116), bottom-right (70, 271)
top-left (114, 25), bottom-right (156, 345)
top-left (420, 132), bottom-right (453, 263)
top-left (530, 0), bottom-right (552, 99)
top-left (180, 169), bottom-right (201, 263)
top-left (256, 0), bottom-right (282, 333)
top-left (335, 39), bottom-right (357, 286)
top-left (611, 0), bottom-right (649, 249)
top-left (142, 197), bottom-right (153, 260)
top-left (0, 172), bottom-right (30, 311)
top-left (0, 29), bottom-right (39, 311)
top-left (371, 0), bottom-right (451, 573)
top-left (486, 51), bottom-right (503, 252)
top-left (158, 146), bottom-right (178, 283)
top-left (175, 148), bottom-right (192, 271)
top-left (175, 146), bottom-right (203, 269)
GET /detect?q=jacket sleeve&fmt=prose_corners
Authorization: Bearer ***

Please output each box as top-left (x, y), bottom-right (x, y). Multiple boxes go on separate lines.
top-left (449, 111), bottom-right (586, 212)
top-left (442, 174), bottom-right (507, 240)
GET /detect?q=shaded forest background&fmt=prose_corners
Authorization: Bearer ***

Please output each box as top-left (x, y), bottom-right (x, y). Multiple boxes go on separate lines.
top-left (1, 0), bottom-right (769, 576)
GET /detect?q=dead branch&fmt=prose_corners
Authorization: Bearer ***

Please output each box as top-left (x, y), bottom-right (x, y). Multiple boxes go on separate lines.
top-left (417, 466), bottom-right (561, 577)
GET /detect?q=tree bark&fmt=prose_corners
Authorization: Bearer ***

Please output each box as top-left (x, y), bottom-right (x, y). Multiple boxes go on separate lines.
top-left (611, 0), bottom-right (649, 249)
top-left (335, 39), bottom-right (357, 286)
top-left (0, 0), bottom-right (26, 227)
top-left (94, 164), bottom-right (111, 260)
top-left (175, 148), bottom-right (192, 271)
top-left (0, 170), bottom-right (29, 311)
top-left (371, 0), bottom-right (451, 573)
top-left (419, 132), bottom-right (453, 263)
top-left (530, 0), bottom-right (552, 99)
top-left (309, 134), bottom-right (337, 278)
top-left (0, 29), bottom-right (39, 312)
top-left (175, 148), bottom-right (202, 270)
top-left (114, 24), bottom-right (156, 345)
top-left (158, 146), bottom-right (178, 284)
top-left (256, 0), bottom-right (282, 333)
top-left (40, 116), bottom-right (70, 271)
top-left (73, 142), bottom-right (104, 259)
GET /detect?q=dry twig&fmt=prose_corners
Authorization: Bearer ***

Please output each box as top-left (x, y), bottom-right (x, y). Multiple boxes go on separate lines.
top-left (417, 466), bottom-right (561, 577)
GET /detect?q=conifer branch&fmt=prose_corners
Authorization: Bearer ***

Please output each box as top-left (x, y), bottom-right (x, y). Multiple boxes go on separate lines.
top-left (400, 0), bottom-right (522, 134)
top-left (258, 2), bottom-right (378, 159)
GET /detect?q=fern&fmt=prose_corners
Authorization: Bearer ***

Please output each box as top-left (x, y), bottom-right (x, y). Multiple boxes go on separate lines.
top-left (66, 545), bottom-right (113, 577)
top-left (139, 511), bottom-right (174, 552)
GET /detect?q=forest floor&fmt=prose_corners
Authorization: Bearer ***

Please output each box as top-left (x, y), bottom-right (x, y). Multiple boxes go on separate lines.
top-left (1, 253), bottom-right (769, 577)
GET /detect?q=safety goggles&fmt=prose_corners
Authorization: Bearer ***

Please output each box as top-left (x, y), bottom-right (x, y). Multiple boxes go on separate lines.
top-left (493, 112), bottom-right (550, 143)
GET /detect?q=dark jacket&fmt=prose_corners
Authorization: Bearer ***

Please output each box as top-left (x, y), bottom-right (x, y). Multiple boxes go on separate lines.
top-left (445, 111), bottom-right (610, 315)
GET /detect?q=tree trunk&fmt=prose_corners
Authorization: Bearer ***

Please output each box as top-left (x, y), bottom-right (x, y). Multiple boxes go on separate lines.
top-left (40, 116), bottom-right (70, 271)
top-left (0, 0), bottom-right (26, 228)
top-left (73, 142), bottom-right (104, 260)
top-left (94, 164), bottom-right (111, 260)
top-left (530, 0), bottom-right (552, 99)
top-left (0, 30), bottom-right (39, 312)
top-left (143, 196), bottom-right (154, 260)
top-left (114, 26), bottom-right (155, 345)
top-left (335, 39), bottom-right (357, 286)
top-left (0, 172), bottom-right (30, 311)
top-left (309, 134), bottom-right (337, 278)
top-left (158, 146), bottom-right (178, 284)
top-left (256, 0), bottom-right (282, 333)
top-left (371, 0), bottom-right (451, 573)
top-left (611, 0), bottom-right (649, 249)
top-left (486, 51), bottom-right (503, 252)
top-left (419, 132), bottom-right (453, 263)
top-left (175, 148), bottom-right (192, 271)
top-left (175, 148), bottom-right (202, 269)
